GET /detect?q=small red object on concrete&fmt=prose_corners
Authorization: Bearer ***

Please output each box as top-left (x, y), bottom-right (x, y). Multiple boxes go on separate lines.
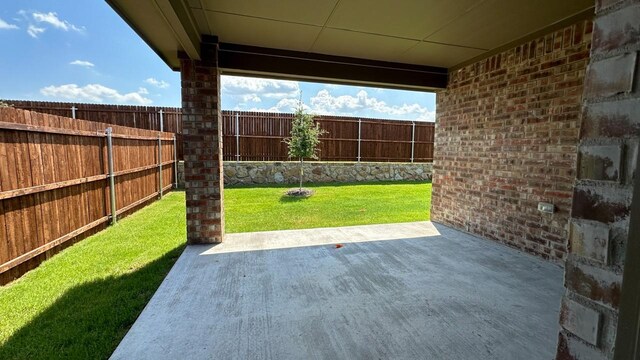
top-left (335, 244), bottom-right (344, 249)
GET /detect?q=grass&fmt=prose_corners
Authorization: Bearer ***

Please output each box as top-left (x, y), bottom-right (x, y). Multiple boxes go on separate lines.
top-left (0, 192), bottom-right (186, 360)
top-left (0, 181), bottom-right (431, 359)
top-left (226, 180), bottom-right (431, 233)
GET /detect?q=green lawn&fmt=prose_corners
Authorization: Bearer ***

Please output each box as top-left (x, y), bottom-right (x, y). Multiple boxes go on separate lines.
top-left (0, 192), bottom-right (186, 360)
top-left (226, 181), bottom-right (431, 233)
top-left (0, 181), bottom-right (431, 359)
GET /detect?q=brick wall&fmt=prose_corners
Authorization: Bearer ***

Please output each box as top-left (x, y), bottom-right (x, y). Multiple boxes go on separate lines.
top-left (557, 1), bottom-right (640, 359)
top-left (432, 19), bottom-right (592, 262)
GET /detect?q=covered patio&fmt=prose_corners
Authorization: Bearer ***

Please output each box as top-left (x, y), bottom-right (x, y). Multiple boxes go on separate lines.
top-left (111, 222), bottom-right (563, 359)
top-left (106, 0), bottom-right (640, 359)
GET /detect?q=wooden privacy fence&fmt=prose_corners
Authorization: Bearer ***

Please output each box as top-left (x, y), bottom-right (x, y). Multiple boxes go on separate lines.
top-left (4, 100), bottom-right (182, 132)
top-left (222, 111), bottom-right (435, 162)
top-left (5, 100), bottom-right (436, 163)
top-left (0, 107), bottom-right (178, 283)
top-left (4, 100), bottom-right (184, 160)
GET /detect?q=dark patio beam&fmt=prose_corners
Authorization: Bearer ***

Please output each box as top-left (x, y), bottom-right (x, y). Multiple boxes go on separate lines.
top-left (216, 42), bottom-right (448, 91)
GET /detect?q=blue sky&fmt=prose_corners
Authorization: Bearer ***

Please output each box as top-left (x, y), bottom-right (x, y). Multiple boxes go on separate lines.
top-left (0, 1), bottom-right (436, 121)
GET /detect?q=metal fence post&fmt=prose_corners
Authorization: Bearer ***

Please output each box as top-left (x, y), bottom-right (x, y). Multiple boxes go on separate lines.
top-left (411, 122), bottom-right (416, 163)
top-left (71, 106), bottom-right (77, 119)
top-left (158, 134), bottom-right (163, 198)
top-left (173, 134), bottom-right (178, 188)
top-left (357, 118), bottom-right (362, 162)
top-left (106, 127), bottom-right (117, 224)
top-left (159, 109), bottom-right (164, 132)
top-left (235, 112), bottom-right (240, 163)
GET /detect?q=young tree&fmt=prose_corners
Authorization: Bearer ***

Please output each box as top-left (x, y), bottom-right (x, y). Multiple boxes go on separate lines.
top-left (284, 105), bottom-right (326, 191)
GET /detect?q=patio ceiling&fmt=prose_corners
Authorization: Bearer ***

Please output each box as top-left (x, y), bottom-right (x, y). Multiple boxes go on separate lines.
top-left (107, 0), bottom-right (593, 89)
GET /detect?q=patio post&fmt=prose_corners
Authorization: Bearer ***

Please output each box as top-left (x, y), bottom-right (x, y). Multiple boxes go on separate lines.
top-left (180, 36), bottom-right (225, 244)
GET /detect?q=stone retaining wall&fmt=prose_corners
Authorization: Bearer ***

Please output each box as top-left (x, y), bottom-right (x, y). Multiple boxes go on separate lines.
top-left (177, 161), bottom-right (431, 187)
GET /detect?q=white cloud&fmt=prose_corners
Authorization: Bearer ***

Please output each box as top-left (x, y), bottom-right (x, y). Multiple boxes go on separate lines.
top-left (222, 76), bottom-right (299, 104)
top-left (243, 88), bottom-right (435, 121)
top-left (27, 25), bottom-right (45, 38)
top-left (138, 87), bottom-right (149, 95)
top-left (241, 93), bottom-right (262, 103)
top-left (247, 98), bottom-right (307, 113)
top-left (222, 76), bottom-right (434, 121)
top-left (0, 18), bottom-right (18, 30)
top-left (40, 84), bottom-right (152, 105)
top-left (415, 110), bottom-right (437, 122)
top-left (310, 89), bottom-right (435, 121)
top-left (310, 89), bottom-right (362, 112)
top-left (145, 78), bottom-right (170, 89)
top-left (69, 60), bottom-right (94, 68)
top-left (32, 12), bottom-right (83, 32)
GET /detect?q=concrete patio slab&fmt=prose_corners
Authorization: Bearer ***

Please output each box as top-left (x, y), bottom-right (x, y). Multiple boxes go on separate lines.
top-left (111, 222), bottom-right (563, 360)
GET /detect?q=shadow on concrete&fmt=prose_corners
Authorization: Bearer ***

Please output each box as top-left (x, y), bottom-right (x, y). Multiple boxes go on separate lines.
top-left (0, 245), bottom-right (184, 360)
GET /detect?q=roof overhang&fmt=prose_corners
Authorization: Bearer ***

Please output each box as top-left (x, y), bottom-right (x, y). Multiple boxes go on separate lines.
top-left (106, 0), bottom-right (594, 90)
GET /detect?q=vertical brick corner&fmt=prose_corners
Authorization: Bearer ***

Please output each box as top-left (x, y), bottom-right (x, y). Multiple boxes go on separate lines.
top-left (180, 41), bottom-right (225, 244)
top-left (558, 1), bottom-right (640, 359)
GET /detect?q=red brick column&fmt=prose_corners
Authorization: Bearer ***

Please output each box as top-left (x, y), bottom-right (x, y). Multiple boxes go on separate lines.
top-left (180, 39), bottom-right (225, 244)
top-left (556, 1), bottom-right (640, 358)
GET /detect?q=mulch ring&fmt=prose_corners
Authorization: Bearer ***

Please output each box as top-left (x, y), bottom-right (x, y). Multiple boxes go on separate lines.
top-left (284, 188), bottom-right (315, 197)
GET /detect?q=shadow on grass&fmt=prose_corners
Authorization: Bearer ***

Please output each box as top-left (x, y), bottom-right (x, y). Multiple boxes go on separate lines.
top-left (278, 194), bottom-right (311, 203)
top-left (0, 244), bottom-right (185, 360)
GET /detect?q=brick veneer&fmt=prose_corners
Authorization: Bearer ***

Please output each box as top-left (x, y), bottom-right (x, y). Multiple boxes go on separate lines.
top-left (556, 1), bottom-right (640, 358)
top-left (432, 19), bottom-right (593, 262)
top-left (180, 39), bottom-right (225, 244)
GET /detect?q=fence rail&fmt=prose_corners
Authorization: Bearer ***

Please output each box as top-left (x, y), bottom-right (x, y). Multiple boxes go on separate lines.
top-left (0, 107), bottom-right (177, 283)
top-left (5, 101), bottom-right (435, 163)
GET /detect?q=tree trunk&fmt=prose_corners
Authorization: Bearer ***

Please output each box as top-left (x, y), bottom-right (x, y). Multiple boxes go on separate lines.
top-left (299, 157), bottom-right (304, 191)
